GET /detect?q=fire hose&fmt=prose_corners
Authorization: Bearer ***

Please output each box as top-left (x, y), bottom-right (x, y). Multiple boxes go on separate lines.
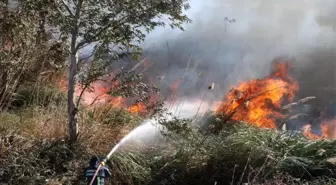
top-left (89, 159), bottom-right (107, 185)
top-left (88, 120), bottom-right (144, 185)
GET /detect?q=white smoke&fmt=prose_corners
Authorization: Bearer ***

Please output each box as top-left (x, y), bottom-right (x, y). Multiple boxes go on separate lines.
top-left (140, 0), bottom-right (336, 110)
top-left (78, 0), bottom-right (336, 118)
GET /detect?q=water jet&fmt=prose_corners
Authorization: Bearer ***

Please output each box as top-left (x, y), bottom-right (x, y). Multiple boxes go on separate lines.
top-left (89, 119), bottom-right (164, 185)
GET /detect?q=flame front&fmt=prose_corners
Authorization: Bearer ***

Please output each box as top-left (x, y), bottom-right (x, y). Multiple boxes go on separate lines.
top-left (321, 119), bottom-right (336, 138)
top-left (127, 102), bottom-right (146, 113)
top-left (57, 60), bottom-right (336, 139)
top-left (214, 61), bottom-right (336, 139)
top-left (302, 125), bottom-right (321, 140)
top-left (57, 75), bottom-right (144, 114)
top-left (303, 119), bottom-right (336, 139)
top-left (215, 62), bottom-right (299, 128)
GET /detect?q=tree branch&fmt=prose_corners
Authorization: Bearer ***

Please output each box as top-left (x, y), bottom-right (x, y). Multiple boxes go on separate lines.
top-left (75, 3), bottom-right (163, 51)
top-left (75, 16), bottom-right (126, 51)
top-left (61, 0), bottom-right (75, 17)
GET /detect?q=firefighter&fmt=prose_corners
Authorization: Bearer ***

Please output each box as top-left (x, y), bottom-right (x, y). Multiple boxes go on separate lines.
top-left (85, 156), bottom-right (111, 185)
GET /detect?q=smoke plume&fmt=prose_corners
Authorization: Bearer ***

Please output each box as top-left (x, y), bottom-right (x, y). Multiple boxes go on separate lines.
top-left (136, 0), bottom-right (336, 112)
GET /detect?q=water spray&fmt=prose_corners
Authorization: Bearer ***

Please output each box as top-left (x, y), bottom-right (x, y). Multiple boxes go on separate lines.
top-left (88, 135), bottom-right (129, 185)
top-left (89, 119), bottom-right (164, 185)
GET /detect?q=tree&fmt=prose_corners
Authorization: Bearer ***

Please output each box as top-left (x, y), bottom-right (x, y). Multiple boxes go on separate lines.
top-left (0, 0), bottom-right (67, 111)
top-left (22, 0), bottom-right (191, 143)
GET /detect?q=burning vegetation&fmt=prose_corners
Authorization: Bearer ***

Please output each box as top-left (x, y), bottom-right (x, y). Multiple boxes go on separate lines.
top-left (214, 61), bottom-right (336, 139)
top-left (58, 59), bottom-right (336, 140)
top-left (215, 62), bottom-right (299, 128)
top-left (303, 120), bottom-right (336, 140)
top-left (58, 71), bottom-right (157, 115)
top-left (2, 57), bottom-right (336, 184)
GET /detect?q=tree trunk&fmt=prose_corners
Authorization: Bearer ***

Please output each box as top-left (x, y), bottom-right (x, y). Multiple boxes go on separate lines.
top-left (68, 45), bottom-right (78, 143)
top-left (68, 0), bottom-right (83, 143)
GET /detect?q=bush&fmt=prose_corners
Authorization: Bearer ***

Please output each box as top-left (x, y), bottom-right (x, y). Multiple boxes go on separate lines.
top-left (11, 84), bottom-right (66, 109)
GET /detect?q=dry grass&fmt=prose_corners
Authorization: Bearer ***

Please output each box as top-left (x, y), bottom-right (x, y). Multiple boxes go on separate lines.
top-left (0, 86), bottom-right (143, 184)
top-left (78, 105), bottom-right (141, 154)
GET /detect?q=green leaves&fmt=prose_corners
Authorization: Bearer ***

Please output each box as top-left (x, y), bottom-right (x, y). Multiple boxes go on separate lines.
top-left (20, 0), bottom-right (191, 95)
top-left (53, 0), bottom-right (190, 53)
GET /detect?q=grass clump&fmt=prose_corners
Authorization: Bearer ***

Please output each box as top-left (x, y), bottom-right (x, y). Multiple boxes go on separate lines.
top-left (102, 119), bottom-right (336, 185)
top-left (12, 84), bottom-right (67, 108)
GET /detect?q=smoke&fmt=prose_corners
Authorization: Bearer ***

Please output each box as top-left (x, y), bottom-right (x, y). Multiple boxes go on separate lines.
top-left (137, 0), bottom-right (336, 113)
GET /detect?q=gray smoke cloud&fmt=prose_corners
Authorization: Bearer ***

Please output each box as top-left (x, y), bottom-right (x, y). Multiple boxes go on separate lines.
top-left (136, 0), bottom-right (336, 112)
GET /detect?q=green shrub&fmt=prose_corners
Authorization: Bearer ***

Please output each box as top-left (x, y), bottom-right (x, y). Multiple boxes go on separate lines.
top-left (11, 84), bottom-right (66, 108)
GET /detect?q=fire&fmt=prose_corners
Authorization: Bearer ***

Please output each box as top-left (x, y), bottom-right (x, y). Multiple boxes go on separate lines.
top-left (302, 125), bottom-right (321, 140)
top-left (321, 119), bottom-right (336, 138)
top-left (215, 62), bottom-right (299, 128)
top-left (127, 102), bottom-right (146, 113)
top-left (57, 74), bottom-right (146, 114)
top-left (170, 78), bottom-right (183, 97)
top-left (108, 96), bottom-right (125, 108)
top-left (78, 83), bottom-right (111, 105)
top-left (303, 119), bottom-right (336, 140)
top-left (214, 61), bottom-right (335, 140)
top-left (56, 60), bottom-right (335, 139)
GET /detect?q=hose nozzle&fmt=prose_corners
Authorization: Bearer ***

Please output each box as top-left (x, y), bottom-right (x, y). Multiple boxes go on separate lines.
top-left (100, 158), bottom-right (108, 166)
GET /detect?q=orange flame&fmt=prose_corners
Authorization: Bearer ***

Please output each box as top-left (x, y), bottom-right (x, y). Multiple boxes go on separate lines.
top-left (56, 61), bottom-right (335, 139)
top-left (79, 83), bottom-right (111, 105)
top-left (214, 61), bottom-right (335, 139)
top-left (303, 119), bottom-right (336, 140)
top-left (321, 119), bottom-right (336, 138)
top-left (108, 96), bottom-right (125, 108)
top-left (215, 62), bottom-right (299, 128)
top-left (57, 74), bottom-right (147, 114)
top-left (170, 79), bottom-right (183, 97)
top-left (127, 102), bottom-right (146, 114)
top-left (302, 125), bottom-right (321, 140)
